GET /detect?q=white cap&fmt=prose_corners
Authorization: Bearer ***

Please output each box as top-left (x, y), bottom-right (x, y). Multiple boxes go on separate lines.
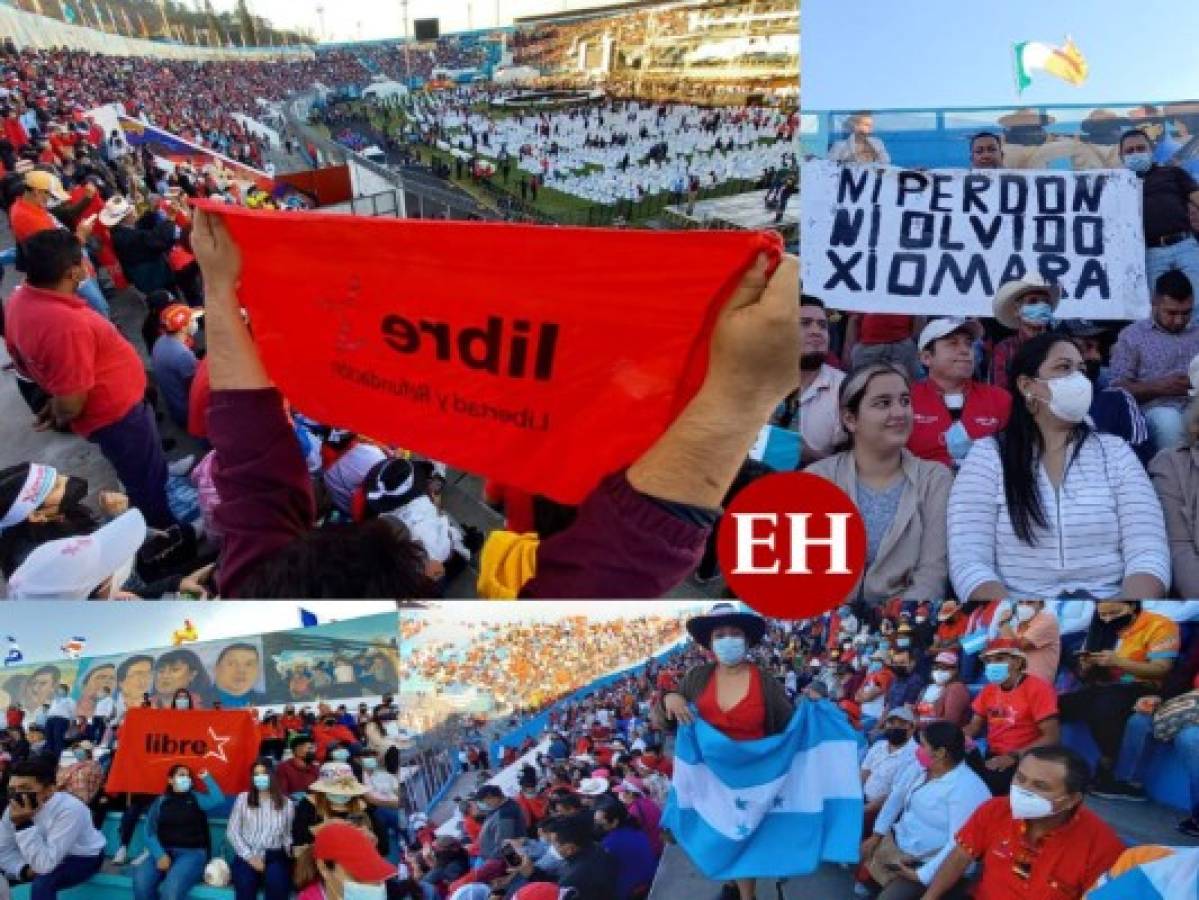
top-left (8, 509), bottom-right (146, 599)
top-left (578, 777), bottom-right (610, 796)
top-left (917, 317), bottom-right (982, 351)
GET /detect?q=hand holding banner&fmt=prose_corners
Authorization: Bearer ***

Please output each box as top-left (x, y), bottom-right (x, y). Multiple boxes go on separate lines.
top-left (105, 707), bottom-right (259, 795)
top-left (195, 202), bottom-right (781, 503)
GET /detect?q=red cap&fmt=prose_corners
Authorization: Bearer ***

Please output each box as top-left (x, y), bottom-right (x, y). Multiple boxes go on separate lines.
top-left (515, 884), bottom-right (560, 900)
top-left (312, 822), bottom-right (394, 882)
top-left (159, 303), bottom-right (193, 333)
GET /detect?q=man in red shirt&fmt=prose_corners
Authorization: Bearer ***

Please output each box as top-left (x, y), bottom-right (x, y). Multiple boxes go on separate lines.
top-left (276, 736), bottom-right (320, 797)
top-left (923, 746), bottom-right (1124, 900)
top-left (964, 639), bottom-right (1060, 797)
top-left (909, 317), bottom-right (1011, 468)
top-left (5, 229), bottom-right (177, 530)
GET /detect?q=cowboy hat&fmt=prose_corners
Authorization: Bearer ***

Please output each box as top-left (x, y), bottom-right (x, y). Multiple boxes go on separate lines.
top-left (685, 601), bottom-right (767, 649)
top-left (992, 274), bottom-right (1063, 330)
top-left (99, 195), bottom-right (133, 228)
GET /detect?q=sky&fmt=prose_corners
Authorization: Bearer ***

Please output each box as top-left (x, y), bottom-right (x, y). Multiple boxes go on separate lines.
top-left (802, 0), bottom-right (1199, 111)
top-left (6, 601), bottom-right (394, 660)
top-left (211, 0), bottom-right (638, 43)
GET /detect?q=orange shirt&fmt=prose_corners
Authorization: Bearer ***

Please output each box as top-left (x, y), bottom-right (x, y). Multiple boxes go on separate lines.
top-left (1113, 611), bottom-right (1180, 687)
top-left (957, 797), bottom-right (1124, 900)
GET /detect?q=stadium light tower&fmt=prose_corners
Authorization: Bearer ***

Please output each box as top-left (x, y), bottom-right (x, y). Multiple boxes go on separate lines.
top-left (399, 0), bottom-right (411, 86)
top-left (315, 4), bottom-right (325, 42)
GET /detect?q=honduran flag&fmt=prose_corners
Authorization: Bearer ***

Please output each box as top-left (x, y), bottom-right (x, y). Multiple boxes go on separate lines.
top-left (1086, 845), bottom-right (1199, 900)
top-left (662, 698), bottom-right (863, 880)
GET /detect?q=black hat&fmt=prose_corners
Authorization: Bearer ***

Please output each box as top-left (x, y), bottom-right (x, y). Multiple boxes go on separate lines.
top-left (363, 457), bottom-right (431, 516)
top-left (1056, 319), bottom-right (1108, 339)
top-left (472, 784), bottom-right (504, 801)
top-left (685, 601), bottom-right (767, 649)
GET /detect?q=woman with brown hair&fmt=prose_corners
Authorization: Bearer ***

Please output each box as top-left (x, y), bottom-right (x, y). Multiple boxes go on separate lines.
top-left (291, 761), bottom-right (381, 890)
top-left (807, 362), bottom-right (952, 602)
top-left (228, 758), bottom-right (295, 900)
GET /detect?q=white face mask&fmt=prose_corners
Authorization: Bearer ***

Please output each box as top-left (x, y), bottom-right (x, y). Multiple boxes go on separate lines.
top-left (1039, 372), bottom-right (1092, 424)
top-left (1009, 784), bottom-right (1060, 820)
top-left (931, 670), bottom-right (952, 685)
top-left (343, 882), bottom-right (387, 900)
top-left (1015, 604), bottom-right (1037, 624)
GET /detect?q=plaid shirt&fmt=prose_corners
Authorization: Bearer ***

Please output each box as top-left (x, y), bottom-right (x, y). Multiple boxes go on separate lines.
top-left (56, 760), bottom-right (104, 804)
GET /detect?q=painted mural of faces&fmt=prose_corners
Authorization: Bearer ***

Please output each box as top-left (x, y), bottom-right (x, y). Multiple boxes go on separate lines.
top-left (22, 667), bottom-right (60, 709)
top-left (214, 644), bottom-right (260, 697)
top-left (117, 656), bottom-right (154, 709)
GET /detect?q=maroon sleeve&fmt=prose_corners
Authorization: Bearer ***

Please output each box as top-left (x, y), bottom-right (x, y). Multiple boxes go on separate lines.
top-left (521, 471), bottom-right (709, 599)
top-left (210, 388), bottom-right (315, 597)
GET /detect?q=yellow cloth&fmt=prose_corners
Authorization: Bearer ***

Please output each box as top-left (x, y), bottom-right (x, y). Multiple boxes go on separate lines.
top-left (476, 531), bottom-right (539, 599)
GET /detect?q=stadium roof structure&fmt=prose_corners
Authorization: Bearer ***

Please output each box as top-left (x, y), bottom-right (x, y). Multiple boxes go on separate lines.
top-left (515, 0), bottom-right (692, 27)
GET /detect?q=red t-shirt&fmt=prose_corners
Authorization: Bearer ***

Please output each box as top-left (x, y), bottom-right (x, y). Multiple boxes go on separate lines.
top-left (956, 797), bottom-right (1124, 900)
top-left (971, 674), bottom-right (1059, 756)
top-left (696, 665), bottom-right (766, 741)
top-left (935, 615), bottom-right (970, 644)
top-left (858, 314), bottom-right (913, 345)
top-left (908, 379), bottom-right (1012, 467)
top-left (5, 284), bottom-right (146, 436)
top-left (187, 357), bottom-right (211, 439)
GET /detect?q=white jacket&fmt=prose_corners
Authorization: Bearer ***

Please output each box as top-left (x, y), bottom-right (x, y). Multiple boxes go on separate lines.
top-left (949, 434), bottom-right (1169, 599)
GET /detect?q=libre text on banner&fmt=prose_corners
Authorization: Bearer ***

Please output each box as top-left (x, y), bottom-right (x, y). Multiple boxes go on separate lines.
top-left (662, 699), bottom-right (863, 880)
top-left (199, 202), bottom-right (781, 504)
top-left (800, 160), bottom-right (1148, 320)
top-left (104, 707), bottom-right (260, 795)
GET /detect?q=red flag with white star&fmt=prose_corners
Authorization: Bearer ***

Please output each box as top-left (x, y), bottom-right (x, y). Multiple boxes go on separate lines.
top-left (105, 707), bottom-right (259, 795)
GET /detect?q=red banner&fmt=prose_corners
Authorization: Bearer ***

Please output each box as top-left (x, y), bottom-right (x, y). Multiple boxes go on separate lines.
top-left (197, 202), bottom-right (782, 503)
top-left (105, 708), bottom-right (260, 796)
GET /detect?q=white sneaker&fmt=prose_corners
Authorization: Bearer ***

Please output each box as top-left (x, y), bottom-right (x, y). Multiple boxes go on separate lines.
top-left (168, 455), bottom-right (196, 477)
top-left (131, 850), bottom-right (149, 866)
top-left (112, 846), bottom-right (127, 865)
top-left (853, 885), bottom-right (871, 898)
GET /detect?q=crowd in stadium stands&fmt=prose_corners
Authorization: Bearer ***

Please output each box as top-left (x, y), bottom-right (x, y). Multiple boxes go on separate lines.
top-left (400, 87), bottom-right (797, 208)
top-left (0, 58), bottom-right (799, 600)
top-left (509, 0), bottom-right (797, 104)
top-left (414, 601), bottom-right (1198, 900)
top-left (0, 691), bottom-right (406, 897)
top-left (338, 38), bottom-right (491, 83)
top-left (402, 616), bottom-right (685, 720)
top-left (772, 117), bottom-right (1199, 600)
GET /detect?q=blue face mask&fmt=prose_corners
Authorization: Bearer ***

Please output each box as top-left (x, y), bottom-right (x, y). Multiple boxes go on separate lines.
top-left (326, 793), bottom-right (353, 806)
top-left (880, 640), bottom-right (891, 651)
top-left (896, 638), bottom-right (911, 649)
top-left (984, 662), bottom-right (1011, 684)
top-left (362, 757), bottom-right (378, 771)
top-left (1123, 151), bottom-right (1152, 174)
top-left (867, 661), bottom-right (883, 673)
top-left (331, 749), bottom-right (350, 762)
top-left (1019, 302), bottom-right (1054, 326)
top-left (712, 636), bottom-right (747, 666)
top-left (252, 774), bottom-right (271, 791)
top-left (74, 751), bottom-right (89, 762)
top-left (173, 775), bottom-right (193, 793)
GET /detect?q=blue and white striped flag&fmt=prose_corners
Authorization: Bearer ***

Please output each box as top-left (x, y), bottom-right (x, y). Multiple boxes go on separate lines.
top-left (663, 698), bottom-right (864, 880)
top-left (1087, 846), bottom-right (1199, 900)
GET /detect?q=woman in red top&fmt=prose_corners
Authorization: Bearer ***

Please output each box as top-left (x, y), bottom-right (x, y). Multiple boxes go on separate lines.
top-left (658, 603), bottom-right (794, 900)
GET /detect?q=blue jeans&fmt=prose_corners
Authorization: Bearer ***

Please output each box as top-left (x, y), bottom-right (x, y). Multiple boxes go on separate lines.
top-left (76, 278), bottom-right (109, 318)
top-left (30, 853), bottom-right (102, 900)
top-left (231, 850), bottom-right (292, 900)
top-left (1145, 405), bottom-right (1186, 453)
top-left (132, 847), bottom-right (207, 900)
top-left (1116, 713), bottom-right (1199, 816)
top-left (90, 401), bottom-right (176, 530)
top-left (44, 716), bottom-right (70, 757)
top-left (1146, 235), bottom-right (1199, 298)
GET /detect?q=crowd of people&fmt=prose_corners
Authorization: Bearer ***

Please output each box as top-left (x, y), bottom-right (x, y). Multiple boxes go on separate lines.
top-left (408, 601), bottom-right (1197, 900)
top-left (0, 19), bottom-right (801, 600)
top-left (0, 689), bottom-right (408, 898)
top-left (402, 87), bottom-right (798, 209)
top-left (788, 123), bottom-right (1199, 600)
top-left (402, 615), bottom-right (685, 720)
